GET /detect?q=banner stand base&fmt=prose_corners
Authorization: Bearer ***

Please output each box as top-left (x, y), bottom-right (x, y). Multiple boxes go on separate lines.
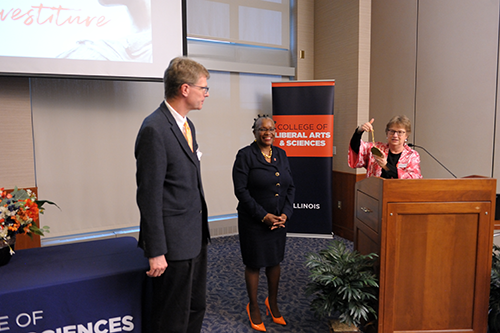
top-left (286, 233), bottom-right (334, 239)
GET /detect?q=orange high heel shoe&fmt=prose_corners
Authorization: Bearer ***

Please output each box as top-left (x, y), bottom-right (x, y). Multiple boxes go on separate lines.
top-left (265, 297), bottom-right (287, 326)
top-left (246, 303), bottom-right (266, 331)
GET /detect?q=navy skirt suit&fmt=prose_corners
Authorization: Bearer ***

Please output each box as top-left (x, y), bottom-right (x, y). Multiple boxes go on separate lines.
top-left (232, 141), bottom-right (295, 268)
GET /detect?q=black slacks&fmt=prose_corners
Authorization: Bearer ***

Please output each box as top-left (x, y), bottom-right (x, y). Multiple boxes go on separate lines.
top-left (150, 242), bottom-right (207, 333)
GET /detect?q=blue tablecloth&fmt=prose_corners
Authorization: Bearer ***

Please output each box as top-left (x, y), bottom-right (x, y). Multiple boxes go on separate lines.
top-left (0, 237), bottom-right (149, 333)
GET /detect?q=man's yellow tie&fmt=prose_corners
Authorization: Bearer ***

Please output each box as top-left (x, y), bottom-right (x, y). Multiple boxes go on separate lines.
top-left (183, 121), bottom-right (193, 152)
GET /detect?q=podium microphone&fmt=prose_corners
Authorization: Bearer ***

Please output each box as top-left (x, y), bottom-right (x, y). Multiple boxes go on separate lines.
top-left (407, 143), bottom-right (457, 178)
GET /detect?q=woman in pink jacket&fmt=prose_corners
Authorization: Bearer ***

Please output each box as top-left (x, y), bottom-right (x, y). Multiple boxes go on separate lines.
top-left (348, 115), bottom-right (422, 179)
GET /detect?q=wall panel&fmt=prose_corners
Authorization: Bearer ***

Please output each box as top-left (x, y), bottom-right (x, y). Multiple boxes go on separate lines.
top-left (295, 0), bottom-right (315, 80)
top-left (370, 0), bottom-right (500, 182)
top-left (315, 0), bottom-right (371, 173)
top-left (31, 72), bottom-right (279, 240)
top-left (332, 170), bottom-right (366, 241)
top-left (415, 0), bottom-right (499, 179)
top-left (0, 77), bottom-right (35, 188)
top-left (32, 78), bottom-right (161, 238)
top-left (369, 0), bottom-right (418, 143)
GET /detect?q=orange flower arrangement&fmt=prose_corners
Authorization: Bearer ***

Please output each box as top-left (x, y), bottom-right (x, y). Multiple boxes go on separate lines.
top-left (0, 187), bottom-right (57, 254)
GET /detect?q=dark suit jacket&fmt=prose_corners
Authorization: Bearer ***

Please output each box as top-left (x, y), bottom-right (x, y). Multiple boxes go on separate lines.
top-left (135, 101), bottom-right (209, 261)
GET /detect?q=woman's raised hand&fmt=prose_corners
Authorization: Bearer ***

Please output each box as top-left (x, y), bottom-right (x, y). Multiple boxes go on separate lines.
top-left (358, 118), bottom-right (375, 133)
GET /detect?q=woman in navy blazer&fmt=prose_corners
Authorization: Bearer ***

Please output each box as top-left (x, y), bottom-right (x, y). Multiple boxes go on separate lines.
top-left (232, 115), bottom-right (295, 331)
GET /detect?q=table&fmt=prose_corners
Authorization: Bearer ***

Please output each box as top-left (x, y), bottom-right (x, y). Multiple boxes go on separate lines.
top-left (0, 237), bottom-right (150, 333)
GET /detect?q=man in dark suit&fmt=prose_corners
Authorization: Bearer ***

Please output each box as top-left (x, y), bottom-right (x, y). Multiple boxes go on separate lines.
top-left (135, 57), bottom-right (211, 333)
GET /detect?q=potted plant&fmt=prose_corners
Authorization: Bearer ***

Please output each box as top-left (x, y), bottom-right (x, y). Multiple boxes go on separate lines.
top-left (490, 244), bottom-right (500, 333)
top-left (305, 240), bottom-right (379, 332)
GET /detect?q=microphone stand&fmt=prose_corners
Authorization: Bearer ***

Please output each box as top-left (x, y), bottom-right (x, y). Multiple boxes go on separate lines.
top-left (408, 143), bottom-right (457, 178)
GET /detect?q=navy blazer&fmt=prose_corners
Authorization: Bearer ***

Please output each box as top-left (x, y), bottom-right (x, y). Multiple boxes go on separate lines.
top-left (135, 101), bottom-right (209, 261)
top-left (232, 141), bottom-right (295, 221)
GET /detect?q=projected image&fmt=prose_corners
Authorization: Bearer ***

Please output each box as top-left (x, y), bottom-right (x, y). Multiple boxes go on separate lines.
top-left (1, 0), bottom-right (153, 63)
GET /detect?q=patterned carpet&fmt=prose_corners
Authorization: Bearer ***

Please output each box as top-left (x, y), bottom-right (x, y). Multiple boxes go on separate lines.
top-left (202, 234), bottom-right (353, 333)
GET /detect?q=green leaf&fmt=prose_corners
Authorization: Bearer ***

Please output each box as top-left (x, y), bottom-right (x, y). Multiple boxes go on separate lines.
top-left (35, 200), bottom-right (61, 210)
top-left (305, 240), bottom-right (379, 327)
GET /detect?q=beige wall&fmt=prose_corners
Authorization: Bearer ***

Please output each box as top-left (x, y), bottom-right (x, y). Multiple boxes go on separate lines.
top-left (370, 0), bottom-right (499, 182)
top-left (312, 0), bottom-right (500, 237)
top-left (0, 77), bottom-right (35, 189)
top-left (314, 0), bottom-right (500, 185)
top-left (369, 0), bottom-right (417, 142)
top-left (295, 0), bottom-right (314, 80)
top-left (314, 0), bottom-right (371, 173)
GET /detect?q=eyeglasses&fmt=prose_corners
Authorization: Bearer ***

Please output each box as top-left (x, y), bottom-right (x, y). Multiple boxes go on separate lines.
top-left (387, 129), bottom-right (406, 136)
top-left (189, 84), bottom-right (209, 94)
top-left (258, 128), bottom-right (276, 133)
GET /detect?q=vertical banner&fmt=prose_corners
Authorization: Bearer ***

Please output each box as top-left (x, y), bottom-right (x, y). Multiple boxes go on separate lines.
top-left (272, 81), bottom-right (334, 234)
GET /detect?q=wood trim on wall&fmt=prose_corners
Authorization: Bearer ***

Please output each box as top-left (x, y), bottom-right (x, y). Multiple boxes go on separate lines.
top-left (295, 0), bottom-right (314, 80)
top-left (332, 170), bottom-right (365, 241)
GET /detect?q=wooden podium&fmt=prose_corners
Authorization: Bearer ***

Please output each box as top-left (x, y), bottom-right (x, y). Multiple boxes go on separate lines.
top-left (354, 176), bottom-right (496, 333)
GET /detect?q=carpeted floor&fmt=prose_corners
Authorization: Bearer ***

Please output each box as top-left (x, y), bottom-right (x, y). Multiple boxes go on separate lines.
top-left (202, 234), bottom-right (353, 333)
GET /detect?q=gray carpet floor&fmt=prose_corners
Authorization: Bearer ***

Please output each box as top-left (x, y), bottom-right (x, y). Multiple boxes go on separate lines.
top-left (202, 234), bottom-right (353, 332)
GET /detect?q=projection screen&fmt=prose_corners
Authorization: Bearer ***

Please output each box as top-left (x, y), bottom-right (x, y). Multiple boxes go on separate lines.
top-left (0, 0), bottom-right (183, 80)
